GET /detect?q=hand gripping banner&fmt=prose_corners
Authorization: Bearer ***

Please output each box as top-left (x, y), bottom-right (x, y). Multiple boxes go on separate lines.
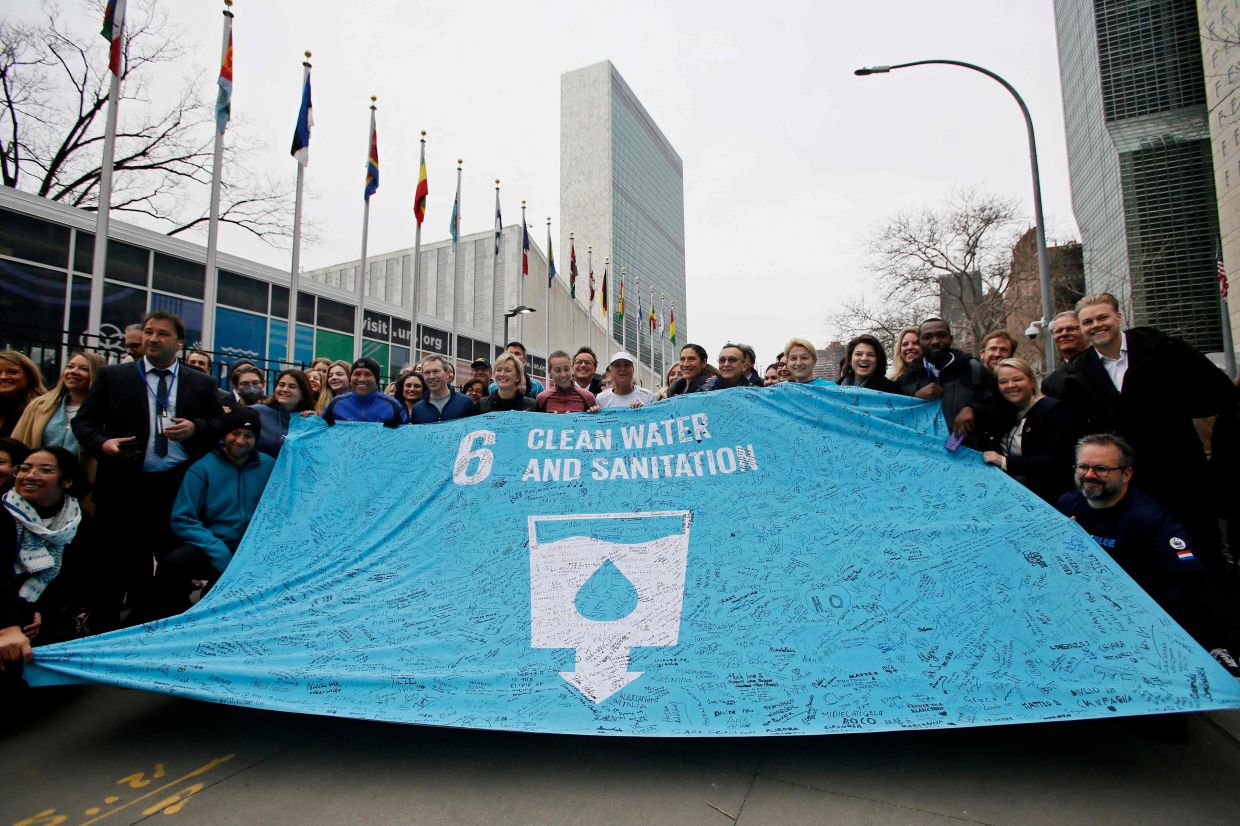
top-left (27, 385), bottom-right (1240, 735)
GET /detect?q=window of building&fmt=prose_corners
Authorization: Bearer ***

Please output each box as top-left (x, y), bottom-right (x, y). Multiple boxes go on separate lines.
top-left (271, 285), bottom-right (289, 318)
top-left (0, 209), bottom-right (70, 269)
top-left (0, 259), bottom-right (67, 336)
top-left (104, 239), bottom-right (150, 286)
top-left (316, 295), bottom-right (354, 333)
top-left (152, 252), bottom-right (205, 298)
top-left (218, 270), bottom-right (268, 313)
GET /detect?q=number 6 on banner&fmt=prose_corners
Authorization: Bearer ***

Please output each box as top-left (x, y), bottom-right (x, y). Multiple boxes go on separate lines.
top-left (453, 430), bottom-right (496, 485)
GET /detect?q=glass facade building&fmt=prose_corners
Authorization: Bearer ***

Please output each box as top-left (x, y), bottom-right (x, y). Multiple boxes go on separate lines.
top-left (1055, 0), bottom-right (1224, 351)
top-left (561, 61), bottom-right (686, 379)
top-left (1, 187), bottom-right (425, 383)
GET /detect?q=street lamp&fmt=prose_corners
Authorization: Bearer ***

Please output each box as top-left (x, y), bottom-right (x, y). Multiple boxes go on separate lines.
top-left (503, 305), bottom-right (536, 350)
top-left (855, 60), bottom-right (1056, 369)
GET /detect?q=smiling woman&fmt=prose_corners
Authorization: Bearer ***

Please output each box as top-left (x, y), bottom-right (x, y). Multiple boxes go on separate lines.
top-left (10, 351), bottom-right (105, 496)
top-left (0, 351), bottom-right (48, 439)
top-left (1, 445), bottom-right (90, 662)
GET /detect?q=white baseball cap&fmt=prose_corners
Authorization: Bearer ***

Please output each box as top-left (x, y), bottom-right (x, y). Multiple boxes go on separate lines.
top-left (609, 350), bottom-right (636, 366)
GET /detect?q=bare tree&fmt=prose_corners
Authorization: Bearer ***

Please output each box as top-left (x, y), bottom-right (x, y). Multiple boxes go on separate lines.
top-left (862, 189), bottom-right (1028, 349)
top-left (823, 295), bottom-right (929, 356)
top-left (1, 0), bottom-right (293, 245)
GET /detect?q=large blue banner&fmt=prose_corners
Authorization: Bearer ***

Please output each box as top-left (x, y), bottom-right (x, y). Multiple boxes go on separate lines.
top-left (27, 385), bottom-right (1240, 734)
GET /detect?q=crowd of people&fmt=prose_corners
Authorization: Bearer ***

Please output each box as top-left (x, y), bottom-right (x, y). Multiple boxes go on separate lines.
top-left (1, 291), bottom-right (1239, 690)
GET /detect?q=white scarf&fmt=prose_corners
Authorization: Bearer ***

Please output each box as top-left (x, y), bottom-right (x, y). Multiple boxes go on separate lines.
top-left (5, 488), bottom-right (81, 603)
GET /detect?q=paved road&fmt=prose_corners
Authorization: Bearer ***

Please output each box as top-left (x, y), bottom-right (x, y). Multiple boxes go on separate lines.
top-left (5, 685), bottom-right (1240, 825)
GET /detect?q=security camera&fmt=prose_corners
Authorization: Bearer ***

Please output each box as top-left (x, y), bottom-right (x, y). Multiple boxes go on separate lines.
top-left (1024, 321), bottom-right (1041, 340)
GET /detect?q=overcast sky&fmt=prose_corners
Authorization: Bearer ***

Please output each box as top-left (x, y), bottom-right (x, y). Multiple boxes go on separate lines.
top-left (12, 0), bottom-right (1079, 366)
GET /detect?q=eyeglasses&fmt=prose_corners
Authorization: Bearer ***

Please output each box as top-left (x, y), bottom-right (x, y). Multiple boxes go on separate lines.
top-left (718, 356), bottom-right (741, 364)
top-left (15, 464), bottom-right (59, 477)
top-left (573, 359), bottom-right (596, 368)
top-left (1074, 463), bottom-right (1124, 475)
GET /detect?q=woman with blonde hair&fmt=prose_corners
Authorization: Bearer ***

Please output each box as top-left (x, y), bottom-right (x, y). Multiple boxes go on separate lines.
top-left (982, 357), bottom-right (1078, 504)
top-left (480, 352), bottom-right (535, 412)
top-left (314, 360), bottom-right (352, 415)
top-left (0, 351), bottom-right (48, 438)
top-left (887, 327), bottom-right (923, 380)
top-left (11, 352), bottom-right (104, 456)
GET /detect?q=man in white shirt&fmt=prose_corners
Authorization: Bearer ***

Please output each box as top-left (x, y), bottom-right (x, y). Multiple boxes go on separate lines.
top-left (595, 352), bottom-right (655, 409)
top-left (1062, 292), bottom-right (1239, 576)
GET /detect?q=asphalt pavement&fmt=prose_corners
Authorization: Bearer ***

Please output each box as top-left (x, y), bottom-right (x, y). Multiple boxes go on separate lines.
top-left (5, 685), bottom-right (1240, 825)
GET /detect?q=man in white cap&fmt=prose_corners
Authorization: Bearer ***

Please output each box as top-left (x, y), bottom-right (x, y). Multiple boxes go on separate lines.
top-left (595, 351), bottom-right (656, 409)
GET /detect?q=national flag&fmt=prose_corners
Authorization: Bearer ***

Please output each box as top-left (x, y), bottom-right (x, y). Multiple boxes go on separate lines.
top-left (101, 0), bottom-right (126, 77)
top-left (494, 191), bottom-right (502, 255)
top-left (649, 301), bottom-right (658, 333)
top-left (215, 26), bottom-right (233, 135)
top-left (521, 223), bottom-right (529, 276)
top-left (669, 307), bottom-right (676, 344)
top-left (569, 240), bottom-right (578, 299)
top-left (618, 277), bottom-right (625, 320)
top-left (601, 264), bottom-right (608, 313)
top-left (449, 188), bottom-right (460, 250)
top-left (290, 70), bottom-right (313, 166)
top-left (547, 234), bottom-right (556, 289)
top-left (413, 155), bottom-right (428, 226)
top-left (1220, 254), bottom-right (1231, 301)
top-left (589, 265), bottom-right (596, 304)
top-left (364, 121), bottom-right (379, 201)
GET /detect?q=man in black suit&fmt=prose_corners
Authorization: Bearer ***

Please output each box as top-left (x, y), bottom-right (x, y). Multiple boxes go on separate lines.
top-left (1060, 293), bottom-right (1239, 574)
top-left (1040, 311), bottom-right (1090, 399)
top-left (73, 311), bottom-right (224, 626)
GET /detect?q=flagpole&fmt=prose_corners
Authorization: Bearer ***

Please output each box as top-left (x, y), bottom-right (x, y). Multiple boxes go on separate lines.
top-left (635, 273), bottom-right (642, 387)
top-left (545, 217), bottom-right (552, 363)
top-left (649, 286), bottom-right (655, 377)
top-left (88, 6), bottom-right (126, 346)
top-left (660, 292), bottom-right (667, 383)
top-left (1222, 291), bottom-right (1237, 380)
top-left (491, 179), bottom-right (501, 359)
top-left (569, 233), bottom-right (576, 350)
top-left (620, 266), bottom-right (627, 355)
top-left (450, 160), bottom-right (462, 373)
top-left (352, 96), bottom-right (377, 362)
top-left (200, 0), bottom-right (232, 351)
top-left (518, 200), bottom-right (526, 344)
top-left (287, 50), bottom-right (312, 365)
top-left (411, 131), bottom-right (426, 363)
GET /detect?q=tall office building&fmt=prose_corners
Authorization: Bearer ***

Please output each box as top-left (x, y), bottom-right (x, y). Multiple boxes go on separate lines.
top-left (561, 61), bottom-right (686, 378)
top-left (1054, 0), bottom-right (1225, 352)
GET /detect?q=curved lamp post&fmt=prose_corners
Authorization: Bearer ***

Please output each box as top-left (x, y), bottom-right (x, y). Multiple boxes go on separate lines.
top-left (503, 305), bottom-right (536, 349)
top-left (856, 60), bottom-right (1056, 369)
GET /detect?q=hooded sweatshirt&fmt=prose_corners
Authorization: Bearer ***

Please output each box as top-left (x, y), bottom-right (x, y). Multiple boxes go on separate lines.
top-left (170, 446), bottom-right (275, 573)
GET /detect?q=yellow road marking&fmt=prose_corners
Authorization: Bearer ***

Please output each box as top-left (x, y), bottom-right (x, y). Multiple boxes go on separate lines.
top-left (75, 755), bottom-right (235, 826)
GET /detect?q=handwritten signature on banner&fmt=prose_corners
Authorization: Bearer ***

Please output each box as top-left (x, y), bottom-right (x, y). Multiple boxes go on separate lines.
top-left (23, 385), bottom-right (1240, 735)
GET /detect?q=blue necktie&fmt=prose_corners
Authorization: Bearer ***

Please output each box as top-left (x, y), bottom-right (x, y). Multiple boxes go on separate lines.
top-left (153, 368), bottom-right (170, 458)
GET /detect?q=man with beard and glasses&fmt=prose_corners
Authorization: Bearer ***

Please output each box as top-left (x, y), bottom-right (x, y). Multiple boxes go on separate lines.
top-left (1061, 293), bottom-right (1239, 575)
top-left (1056, 434), bottom-right (1240, 677)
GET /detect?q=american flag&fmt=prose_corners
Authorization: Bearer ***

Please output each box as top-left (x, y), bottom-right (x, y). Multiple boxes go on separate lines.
top-left (1220, 254), bottom-right (1231, 302)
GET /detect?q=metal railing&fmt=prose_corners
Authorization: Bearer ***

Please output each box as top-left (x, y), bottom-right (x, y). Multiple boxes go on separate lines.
top-left (0, 324), bottom-right (305, 392)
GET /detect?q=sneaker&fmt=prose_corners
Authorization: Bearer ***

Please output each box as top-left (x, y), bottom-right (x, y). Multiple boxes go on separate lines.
top-left (1210, 647), bottom-right (1240, 678)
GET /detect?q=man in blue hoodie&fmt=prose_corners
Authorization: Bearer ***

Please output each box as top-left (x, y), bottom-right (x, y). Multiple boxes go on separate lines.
top-left (156, 409), bottom-right (275, 618)
top-left (323, 358), bottom-right (406, 427)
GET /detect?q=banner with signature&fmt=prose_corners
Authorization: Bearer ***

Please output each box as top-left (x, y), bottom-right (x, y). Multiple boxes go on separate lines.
top-left (26, 385), bottom-right (1240, 734)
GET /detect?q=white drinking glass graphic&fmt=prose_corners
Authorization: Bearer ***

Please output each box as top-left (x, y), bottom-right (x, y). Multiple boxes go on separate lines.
top-left (529, 511), bottom-right (693, 703)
